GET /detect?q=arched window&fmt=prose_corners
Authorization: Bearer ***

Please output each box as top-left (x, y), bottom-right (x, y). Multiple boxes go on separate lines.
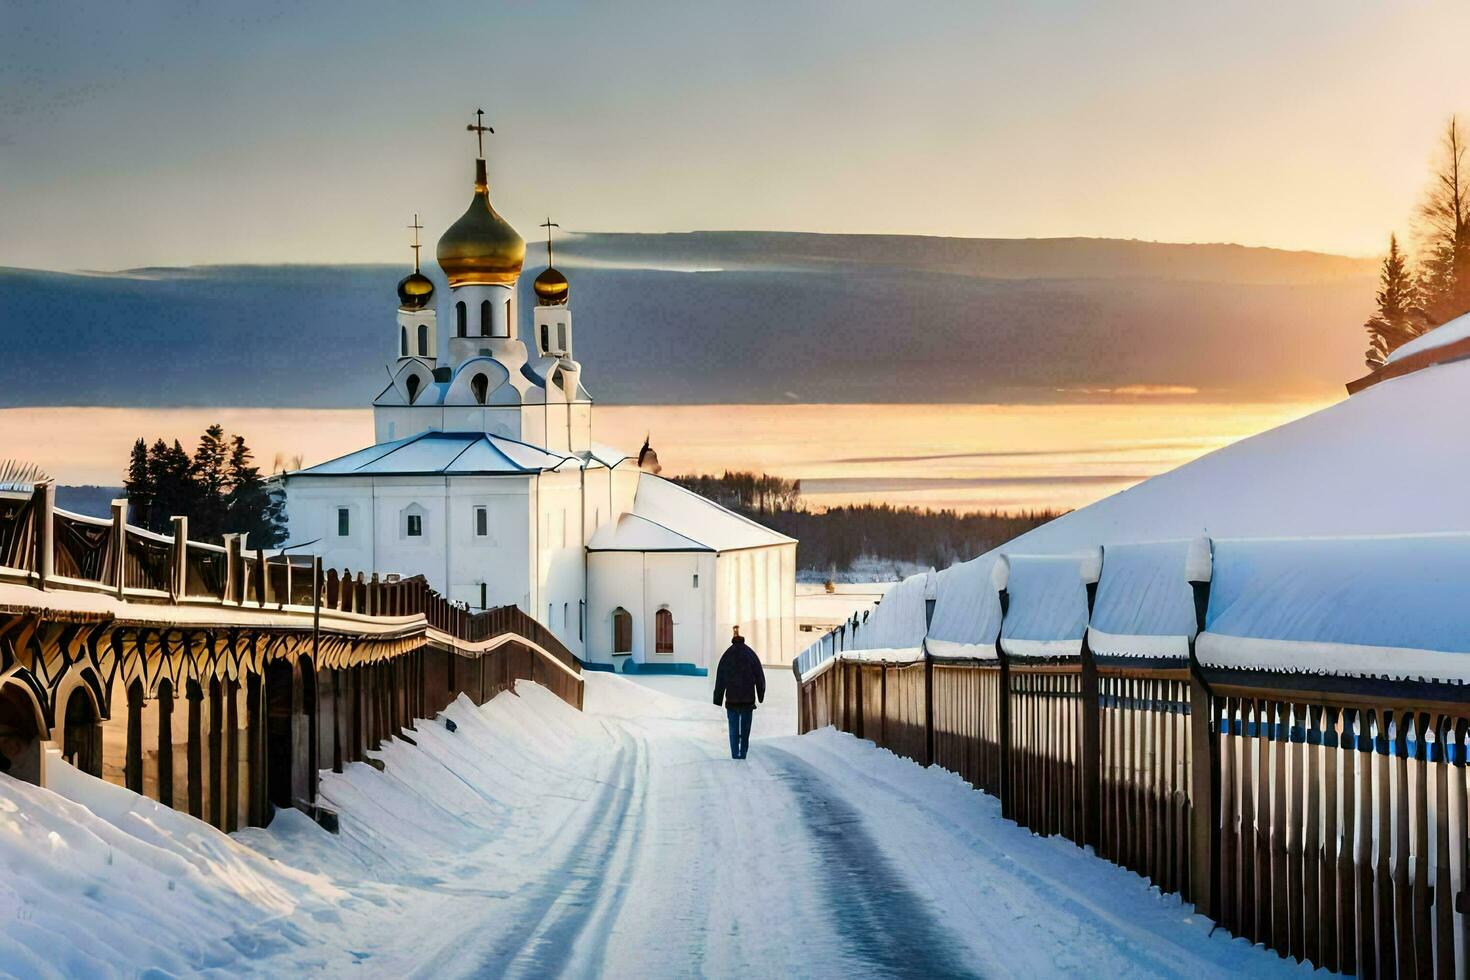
top-left (540, 324), bottom-right (550, 353)
top-left (480, 300), bottom-right (492, 337)
top-left (405, 374), bottom-right (421, 405)
top-left (613, 607), bottom-right (632, 653)
top-left (557, 322), bottom-right (567, 352)
top-left (471, 373), bottom-right (489, 405)
top-left (456, 301), bottom-right (467, 337)
top-left (400, 326), bottom-right (408, 357)
top-left (417, 323), bottom-right (429, 356)
top-left (504, 298), bottom-right (512, 338)
top-left (655, 608), bottom-right (674, 654)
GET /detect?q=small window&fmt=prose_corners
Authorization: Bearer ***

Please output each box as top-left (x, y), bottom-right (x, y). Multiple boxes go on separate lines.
top-left (480, 300), bottom-right (492, 337)
top-left (557, 323), bottom-right (567, 351)
top-left (479, 582), bottom-right (487, 609)
top-left (471, 373), bottom-right (489, 405)
top-left (405, 374), bottom-right (421, 405)
top-left (337, 508), bottom-right (350, 537)
top-left (400, 326), bottom-right (408, 357)
top-left (563, 602), bottom-right (569, 629)
top-left (579, 599), bottom-right (584, 640)
top-left (613, 608), bottom-right (632, 653)
top-left (540, 324), bottom-right (550, 353)
top-left (475, 506), bottom-right (489, 537)
top-left (503, 298), bottom-right (511, 338)
top-left (456, 301), bottom-right (467, 337)
top-left (655, 609), bottom-right (674, 654)
top-left (417, 323), bottom-right (429, 356)
top-left (406, 513), bottom-right (422, 537)
top-left (692, 573), bottom-right (699, 589)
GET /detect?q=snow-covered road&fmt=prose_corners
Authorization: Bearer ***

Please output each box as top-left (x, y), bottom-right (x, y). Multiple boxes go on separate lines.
top-left (0, 674), bottom-right (1315, 977)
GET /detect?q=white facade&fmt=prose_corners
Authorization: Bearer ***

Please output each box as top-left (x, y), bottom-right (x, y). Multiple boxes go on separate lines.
top-left (280, 146), bottom-right (796, 673)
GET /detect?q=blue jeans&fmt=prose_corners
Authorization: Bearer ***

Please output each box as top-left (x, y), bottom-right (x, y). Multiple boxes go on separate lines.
top-left (726, 707), bottom-right (753, 759)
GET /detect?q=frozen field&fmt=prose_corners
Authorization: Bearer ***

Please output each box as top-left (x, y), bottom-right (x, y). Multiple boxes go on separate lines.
top-left (0, 674), bottom-right (1315, 977)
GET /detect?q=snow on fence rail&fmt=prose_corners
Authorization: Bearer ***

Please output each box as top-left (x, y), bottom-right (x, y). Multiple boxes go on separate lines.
top-left (794, 533), bottom-right (1470, 977)
top-left (0, 480), bottom-right (584, 836)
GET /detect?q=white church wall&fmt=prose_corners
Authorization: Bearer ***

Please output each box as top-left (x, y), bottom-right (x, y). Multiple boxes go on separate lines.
top-left (610, 465), bottom-right (640, 521)
top-left (445, 476), bottom-right (533, 613)
top-left (585, 550), bottom-right (717, 672)
top-left (284, 477), bottom-right (379, 574)
top-left (582, 466), bottom-right (612, 542)
top-left (569, 403), bottom-right (592, 453)
top-left (635, 551), bottom-right (715, 673)
top-left (370, 478), bottom-right (451, 586)
top-left (533, 469), bottom-right (588, 658)
top-left (586, 552), bottom-right (645, 665)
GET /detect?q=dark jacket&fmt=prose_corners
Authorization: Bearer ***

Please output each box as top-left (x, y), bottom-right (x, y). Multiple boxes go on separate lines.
top-left (713, 638), bottom-right (766, 709)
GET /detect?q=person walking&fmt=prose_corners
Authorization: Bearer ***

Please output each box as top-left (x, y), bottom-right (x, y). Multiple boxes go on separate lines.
top-left (712, 626), bottom-right (765, 759)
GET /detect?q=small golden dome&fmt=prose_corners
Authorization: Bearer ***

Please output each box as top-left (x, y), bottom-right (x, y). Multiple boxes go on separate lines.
top-left (397, 271), bottom-right (434, 310)
top-left (533, 266), bottom-right (569, 306)
top-left (435, 159), bottom-right (525, 287)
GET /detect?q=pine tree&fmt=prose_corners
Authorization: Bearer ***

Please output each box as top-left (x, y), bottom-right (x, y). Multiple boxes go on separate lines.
top-left (147, 439), bottom-right (196, 534)
top-left (1363, 235), bottom-right (1426, 368)
top-left (123, 438), bottom-right (154, 527)
top-left (1416, 116), bottom-right (1470, 325)
top-left (190, 424), bottom-right (231, 539)
top-left (225, 435), bottom-right (287, 547)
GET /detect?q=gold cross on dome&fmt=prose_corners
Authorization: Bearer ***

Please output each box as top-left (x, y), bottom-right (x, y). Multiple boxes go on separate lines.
top-left (407, 213), bottom-right (423, 272)
top-left (539, 217), bottom-right (560, 265)
top-left (466, 108), bottom-right (493, 157)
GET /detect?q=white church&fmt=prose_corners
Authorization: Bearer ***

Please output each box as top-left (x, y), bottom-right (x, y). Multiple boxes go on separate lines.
top-left (281, 123), bottom-right (796, 675)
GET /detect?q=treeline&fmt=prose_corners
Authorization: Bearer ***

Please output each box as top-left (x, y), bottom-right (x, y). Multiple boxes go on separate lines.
top-left (122, 425), bottom-right (287, 546)
top-left (671, 471), bottom-right (1059, 571)
top-left (1363, 117), bottom-right (1470, 367)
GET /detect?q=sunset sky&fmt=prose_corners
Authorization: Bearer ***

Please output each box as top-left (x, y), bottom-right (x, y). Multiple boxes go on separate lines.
top-left (3, 0), bottom-right (1470, 271)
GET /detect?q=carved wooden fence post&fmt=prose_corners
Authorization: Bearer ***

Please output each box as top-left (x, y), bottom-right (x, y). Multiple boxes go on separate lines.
top-left (923, 588), bottom-right (937, 767)
top-left (33, 480), bottom-right (53, 590)
top-left (1080, 577), bottom-right (1102, 851)
top-left (111, 498), bottom-right (128, 600)
top-left (170, 515), bottom-right (188, 601)
top-left (996, 585), bottom-right (1013, 820)
top-left (1187, 570), bottom-right (1218, 919)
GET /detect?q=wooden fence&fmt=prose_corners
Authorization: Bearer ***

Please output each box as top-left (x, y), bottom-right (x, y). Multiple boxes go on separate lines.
top-left (0, 481), bottom-right (585, 831)
top-left (796, 614), bottom-right (1469, 977)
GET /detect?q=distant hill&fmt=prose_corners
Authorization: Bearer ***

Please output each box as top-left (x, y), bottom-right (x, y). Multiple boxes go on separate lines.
top-left (0, 233), bottom-right (1377, 406)
top-left (55, 485), bottom-right (121, 518)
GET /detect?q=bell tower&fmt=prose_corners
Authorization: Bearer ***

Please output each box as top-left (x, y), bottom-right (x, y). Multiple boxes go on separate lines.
top-left (395, 213), bottom-right (437, 365)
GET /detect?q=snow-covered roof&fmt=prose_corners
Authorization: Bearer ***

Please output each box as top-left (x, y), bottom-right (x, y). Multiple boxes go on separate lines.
top-left (850, 571), bottom-right (929, 651)
top-left (999, 555), bottom-right (1089, 659)
top-left (289, 431), bottom-right (582, 477)
top-left (1197, 533), bottom-right (1470, 681)
top-left (925, 557), bottom-right (1003, 653)
top-left (587, 513), bottom-right (712, 553)
top-left (627, 474), bottom-right (795, 553)
top-left (1086, 539), bottom-right (1201, 660)
top-left (1385, 309), bottom-right (1470, 364)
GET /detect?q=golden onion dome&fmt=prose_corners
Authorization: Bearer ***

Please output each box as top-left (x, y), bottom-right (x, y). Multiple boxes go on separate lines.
top-left (396, 271), bottom-right (435, 310)
top-left (435, 159), bottom-right (525, 287)
top-left (533, 266), bottom-right (569, 306)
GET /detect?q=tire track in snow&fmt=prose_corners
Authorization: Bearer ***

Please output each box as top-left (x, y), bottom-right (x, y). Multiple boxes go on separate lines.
top-left (457, 721), bottom-right (649, 978)
top-left (762, 748), bottom-right (983, 980)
